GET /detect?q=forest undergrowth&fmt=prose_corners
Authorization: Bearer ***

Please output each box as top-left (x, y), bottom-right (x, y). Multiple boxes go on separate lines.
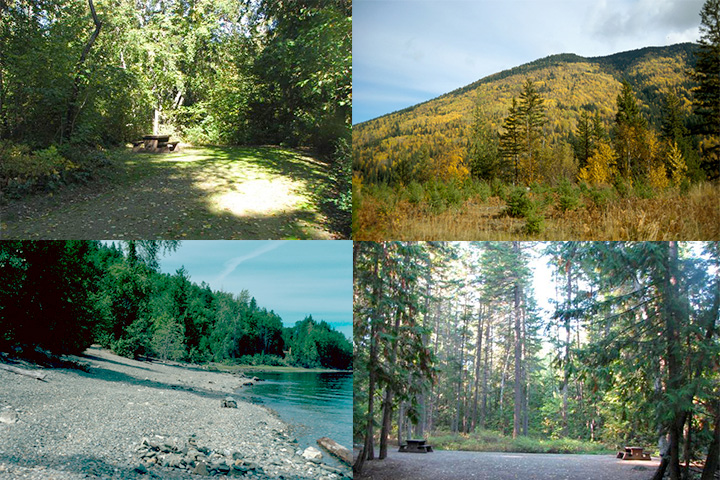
top-left (353, 178), bottom-right (720, 240)
top-left (425, 429), bottom-right (615, 455)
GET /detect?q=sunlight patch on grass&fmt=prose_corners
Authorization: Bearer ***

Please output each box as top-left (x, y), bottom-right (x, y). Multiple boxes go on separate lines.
top-left (209, 178), bottom-right (308, 216)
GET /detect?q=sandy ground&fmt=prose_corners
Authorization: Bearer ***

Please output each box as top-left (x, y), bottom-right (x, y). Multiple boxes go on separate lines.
top-left (357, 450), bottom-right (660, 480)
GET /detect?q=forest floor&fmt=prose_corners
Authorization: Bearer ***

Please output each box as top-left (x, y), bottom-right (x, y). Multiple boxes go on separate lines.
top-left (0, 146), bottom-right (343, 239)
top-left (356, 450), bottom-right (660, 480)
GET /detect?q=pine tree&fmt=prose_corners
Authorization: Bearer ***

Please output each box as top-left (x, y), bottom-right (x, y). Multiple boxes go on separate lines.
top-left (500, 97), bottom-right (523, 185)
top-left (661, 91), bottom-right (689, 143)
top-left (468, 103), bottom-right (501, 180)
top-left (667, 141), bottom-right (688, 184)
top-left (614, 80), bottom-right (648, 178)
top-left (574, 109), bottom-right (593, 169)
top-left (690, 0), bottom-right (720, 178)
top-left (519, 79), bottom-right (546, 184)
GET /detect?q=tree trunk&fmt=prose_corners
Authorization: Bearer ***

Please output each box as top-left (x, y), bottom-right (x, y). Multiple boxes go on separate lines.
top-left (513, 241), bottom-right (523, 439)
top-left (480, 318), bottom-right (490, 429)
top-left (363, 246), bottom-right (383, 462)
top-left (683, 411), bottom-right (692, 480)
top-left (665, 241), bottom-right (683, 480)
top-left (472, 305), bottom-right (483, 432)
top-left (701, 402), bottom-right (720, 480)
top-left (62, 0), bottom-right (102, 143)
top-left (379, 300), bottom-right (403, 459)
top-left (562, 249), bottom-right (573, 437)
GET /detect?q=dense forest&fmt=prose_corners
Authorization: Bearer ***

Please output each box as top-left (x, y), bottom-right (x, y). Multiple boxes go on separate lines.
top-left (0, 0), bottom-right (351, 219)
top-left (352, 0), bottom-right (720, 240)
top-left (0, 240), bottom-right (352, 370)
top-left (354, 241), bottom-right (720, 480)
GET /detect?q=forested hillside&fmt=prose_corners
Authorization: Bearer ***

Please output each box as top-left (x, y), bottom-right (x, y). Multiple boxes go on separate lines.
top-left (354, 241), bottom-right (720, 480)
top-left (353, 43), bottom-right (698, 184)
top-left (0, 241), bottom-right (352, 370)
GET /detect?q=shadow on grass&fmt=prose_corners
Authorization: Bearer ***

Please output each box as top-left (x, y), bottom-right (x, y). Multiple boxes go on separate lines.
top-left (0, 145), bottom-right (347, 239)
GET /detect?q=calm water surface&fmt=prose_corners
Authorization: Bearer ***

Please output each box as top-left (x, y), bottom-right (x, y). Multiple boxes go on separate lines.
top-left (233, 371), bottom-right (352, 466)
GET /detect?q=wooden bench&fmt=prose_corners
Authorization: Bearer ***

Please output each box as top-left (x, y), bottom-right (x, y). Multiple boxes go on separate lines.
top-left (617, 446), bottom-right (652, 460)
top-left (399, 439), bottom-right (433, 453)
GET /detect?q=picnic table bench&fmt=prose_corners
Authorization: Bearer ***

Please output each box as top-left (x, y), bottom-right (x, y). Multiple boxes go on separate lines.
top-left (399, 439), bottom-right (433, 453)
top-left (617, 446), bottom-right (652, 460)
top-left (132, 135), bottom-right (179, 153)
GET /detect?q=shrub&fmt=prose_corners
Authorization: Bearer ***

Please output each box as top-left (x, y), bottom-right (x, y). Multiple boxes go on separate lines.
top-left (523, 211), bottom-right (545, 235)
top-left (586, 186), bottom-right (617, 208)
top-left (556, 179), bottom-right (582, 212)
top-left (490, 178), bottom-right (509, 200)
top-left (504, 187), bottom-right (534, 218)
top-left (406, 181), bottom-right (425, 204)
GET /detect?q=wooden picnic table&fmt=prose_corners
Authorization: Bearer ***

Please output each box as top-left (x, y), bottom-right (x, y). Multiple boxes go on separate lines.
top-left (399, 438), bottom-right (434, 453)
top-left (616, 446), bottom-right (651, 460)
top-left (132, 135), bottom-right (179, 153)
top-left (143, 134), bottom-right (170, 151)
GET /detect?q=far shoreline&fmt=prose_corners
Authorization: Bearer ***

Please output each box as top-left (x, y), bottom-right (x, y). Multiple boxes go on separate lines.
top-left (208, 363), bottom-right (352, 374)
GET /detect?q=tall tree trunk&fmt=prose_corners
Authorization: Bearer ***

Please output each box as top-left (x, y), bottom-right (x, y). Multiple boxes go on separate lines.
top-left (665, 241), bottom-right (684, 480)
top-left (457, 306), bottom-right (467, 433)
top-left (513, 242), bottom-right (523, 439)
top-left (363, 246), bottom-right (383, 462)
top-left (472, 305), bottom-right (484, 432)
top-left (62, 0), bottom-right (102, 143)
top-left (682, 411), bottom-right (692, 480)
top-left (701, 401), bottom-right (720, 480)
top-left (379, 305), bottom-right (402, 459)
top-left (480, 318), bottom-right (491, 429)
top-left (562, 247), bottom-right (574, 437)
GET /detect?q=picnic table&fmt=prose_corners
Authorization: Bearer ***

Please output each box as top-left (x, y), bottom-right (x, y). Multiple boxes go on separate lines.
top-left (616, 446), bottom-right (652, 460)
top-left (399, 438), bottom-right (434, 453)
top-left (132, 135), bottom-right (179, 153)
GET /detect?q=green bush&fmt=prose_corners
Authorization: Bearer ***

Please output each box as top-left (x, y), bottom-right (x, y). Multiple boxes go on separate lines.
top-left (504, 187), bottom-right (534, 218)
top-left (556, 179), bottom-right (581, 212)
top-left (491, 178), bottom-right (509, 200)
top-left (523, 212), bottom-right (545, 235)
top-left (585, 186), bottom-right (617, 208)
top-left (406, 180), bottom-right (425, 204)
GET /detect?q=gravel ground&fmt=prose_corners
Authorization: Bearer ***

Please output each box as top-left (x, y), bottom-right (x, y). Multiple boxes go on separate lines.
top-left (0, 346), bottom-right (349, 480)
top-left (357, 450), bottom-right (660, 480)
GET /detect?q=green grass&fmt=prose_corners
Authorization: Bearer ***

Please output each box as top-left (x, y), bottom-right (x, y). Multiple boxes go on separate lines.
top-left (428, 429), bottom-right (614, 455)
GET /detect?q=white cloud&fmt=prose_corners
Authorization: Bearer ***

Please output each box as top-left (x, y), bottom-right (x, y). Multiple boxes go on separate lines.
top-left (214, 241), bottom-right (287, 285)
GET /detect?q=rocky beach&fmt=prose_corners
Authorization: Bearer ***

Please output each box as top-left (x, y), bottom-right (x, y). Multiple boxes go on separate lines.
top-left (0, 346), bottom-right (351, 480)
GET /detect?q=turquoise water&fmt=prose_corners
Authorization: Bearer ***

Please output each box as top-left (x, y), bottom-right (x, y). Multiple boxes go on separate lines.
top-left (233, 371), bottom-right (352, 467)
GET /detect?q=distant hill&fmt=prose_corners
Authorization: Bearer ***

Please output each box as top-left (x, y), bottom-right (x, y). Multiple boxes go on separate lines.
top-left (353, 43), bottom-right (698, 180)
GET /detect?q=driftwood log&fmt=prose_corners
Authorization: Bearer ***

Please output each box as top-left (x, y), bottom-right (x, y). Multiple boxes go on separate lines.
top-left (317, 437), bottom-right (352, 465)
top-left (0, 364), bottom-right (46, 381)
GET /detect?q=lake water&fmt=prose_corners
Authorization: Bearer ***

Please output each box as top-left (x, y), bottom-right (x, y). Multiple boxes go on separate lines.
top-left (233, 371), bottom-right (352, 467)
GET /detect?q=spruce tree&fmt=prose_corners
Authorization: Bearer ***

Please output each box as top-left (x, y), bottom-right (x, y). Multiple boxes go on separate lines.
top-left (574, 109), bottom-right (593, 169)
top-left (500, 97), bottom-right (523, 185)
top-left (614, 80), bottom-right (647, 178)
top-left (519, 79), bottom-right (546, 183)
top-left (690, 0), bottom-right (720, 178)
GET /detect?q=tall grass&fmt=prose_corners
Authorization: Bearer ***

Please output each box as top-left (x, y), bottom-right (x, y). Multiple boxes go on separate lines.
top-left (353, 180), bottom-right (720, 240)
top-left (427, 429), bottom-right (614, 454)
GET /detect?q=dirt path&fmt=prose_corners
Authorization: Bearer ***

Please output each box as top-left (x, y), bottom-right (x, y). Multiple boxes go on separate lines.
top-left (357, 450), bottom-right (659, 480)
top-left (0, 146), bottom-right (343, 239)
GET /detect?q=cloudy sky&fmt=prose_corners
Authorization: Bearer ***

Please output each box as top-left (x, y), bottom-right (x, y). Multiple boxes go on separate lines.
top-left (354, 0), bottom-right (703, 124)
top-left (156, 241), bottom-right (352, 339)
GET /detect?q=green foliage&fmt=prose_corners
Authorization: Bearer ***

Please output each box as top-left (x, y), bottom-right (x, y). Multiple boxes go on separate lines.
top-left (428, 429), bottom-right (613, 454)
top-left (504, 187), bottom-right (535, 218)
top-left (556, 179), bottom-right (582, 212)
top-left (523, 211), bottom-right (545, 235)
top-left (0, 241), bottom-right (101, 355)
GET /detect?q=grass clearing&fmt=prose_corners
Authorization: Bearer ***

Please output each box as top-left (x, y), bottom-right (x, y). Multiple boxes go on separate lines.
top-left (1, 145), bottom-right (347, 239)
top-left (428, 429), bottom-right (615, 455)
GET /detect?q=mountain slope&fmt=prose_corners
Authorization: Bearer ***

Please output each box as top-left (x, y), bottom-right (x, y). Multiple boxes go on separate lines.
top-left (353, 43), bottom-right (698, 181)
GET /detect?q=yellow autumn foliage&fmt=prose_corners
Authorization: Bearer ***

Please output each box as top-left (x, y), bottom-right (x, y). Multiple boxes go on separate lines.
top-left (577, 141), bottom-right (617, 185)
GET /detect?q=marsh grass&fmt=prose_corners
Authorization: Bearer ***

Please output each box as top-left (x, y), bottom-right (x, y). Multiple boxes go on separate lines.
top-left (353, 181), bottom-right (720, 240)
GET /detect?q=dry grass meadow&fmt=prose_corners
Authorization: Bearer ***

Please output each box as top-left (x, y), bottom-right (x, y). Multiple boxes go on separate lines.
top-left (353, 181), bottom-right (720, 241)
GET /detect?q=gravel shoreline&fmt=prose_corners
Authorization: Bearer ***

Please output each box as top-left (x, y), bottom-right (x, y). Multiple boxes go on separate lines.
top-left (0, 346), bottom-right (350, 480)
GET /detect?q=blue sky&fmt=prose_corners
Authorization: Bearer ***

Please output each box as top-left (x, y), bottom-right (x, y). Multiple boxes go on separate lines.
top-left (154, 241), bottom-right (352, 339)
top-left (354, 0), bottom-right (703, 124)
